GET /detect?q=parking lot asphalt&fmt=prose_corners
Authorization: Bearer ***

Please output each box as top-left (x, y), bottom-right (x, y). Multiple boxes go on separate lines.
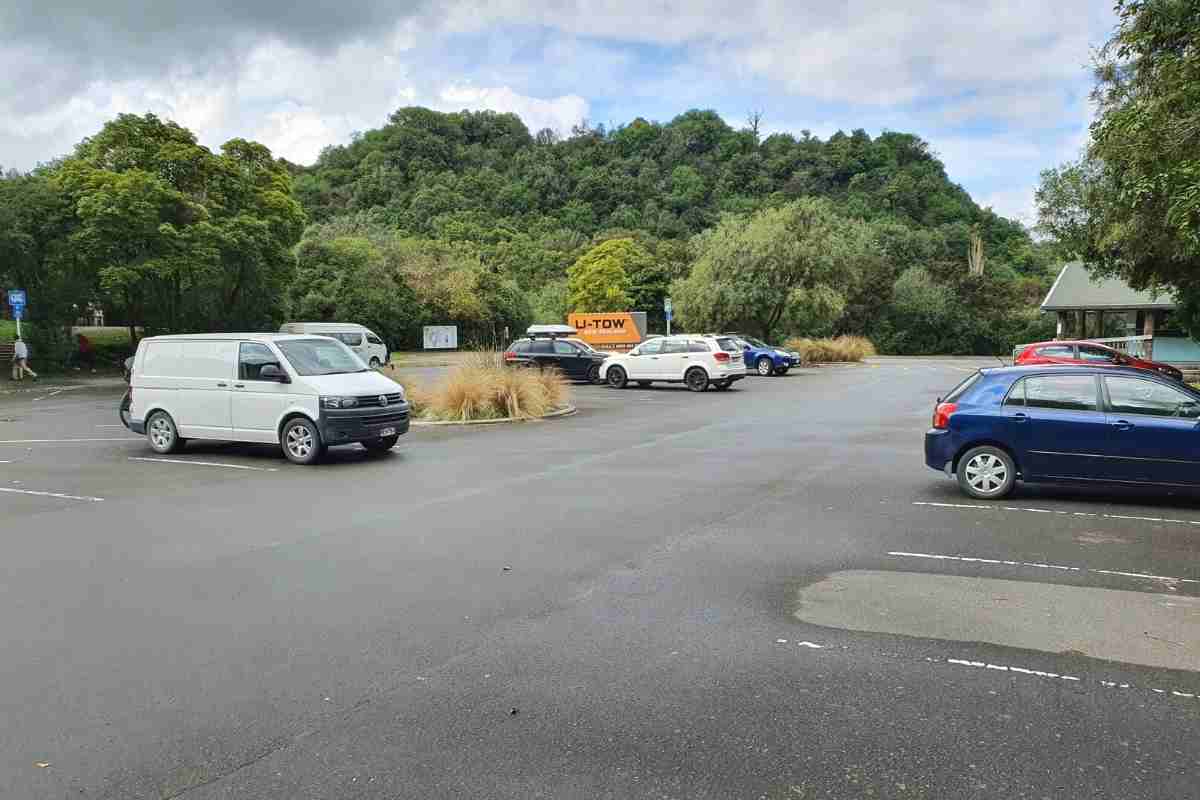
top-left (2, 359), bottom-right (1198, 799)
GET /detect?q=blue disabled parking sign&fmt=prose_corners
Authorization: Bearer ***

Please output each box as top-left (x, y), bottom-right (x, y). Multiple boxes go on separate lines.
top-left (8, 289), bottom-right (26, 321)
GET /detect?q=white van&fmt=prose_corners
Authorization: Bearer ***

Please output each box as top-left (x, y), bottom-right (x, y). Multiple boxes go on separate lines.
top-left (124, 333), bottom-right (410, 464)
top-left (279, 322), bottom-right (390, 368)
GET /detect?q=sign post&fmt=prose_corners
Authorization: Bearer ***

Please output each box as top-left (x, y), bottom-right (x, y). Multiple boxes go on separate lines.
top-left (663, 297), bottom-right (673, 336)
top-left (7, 289), bottom-right (26, 338)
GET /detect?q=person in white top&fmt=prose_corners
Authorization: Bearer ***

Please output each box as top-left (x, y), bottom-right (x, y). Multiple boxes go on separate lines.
top-left (11, 336), bottom-right (37, 381)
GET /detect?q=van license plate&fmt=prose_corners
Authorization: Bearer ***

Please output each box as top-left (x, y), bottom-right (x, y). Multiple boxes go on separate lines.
top-left (379, 427), bottom-right (396, 437)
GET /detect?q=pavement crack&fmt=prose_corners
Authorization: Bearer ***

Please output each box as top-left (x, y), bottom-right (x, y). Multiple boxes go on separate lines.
top-left (160, 734), bottom-right (300, 799)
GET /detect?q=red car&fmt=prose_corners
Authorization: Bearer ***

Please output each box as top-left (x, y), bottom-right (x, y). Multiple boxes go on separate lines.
top-left (1014, 340), bottom-right (1184, 381)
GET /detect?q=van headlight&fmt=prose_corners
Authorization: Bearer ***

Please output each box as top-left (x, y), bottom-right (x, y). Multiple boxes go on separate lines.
top-left (321, 396), bottom-right (359, 409)
top-left (396, 385), bottom-right (406, 401)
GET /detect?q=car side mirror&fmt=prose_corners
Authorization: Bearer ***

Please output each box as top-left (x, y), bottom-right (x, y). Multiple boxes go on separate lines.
top-left (260, 364), bottom-right (290, 383)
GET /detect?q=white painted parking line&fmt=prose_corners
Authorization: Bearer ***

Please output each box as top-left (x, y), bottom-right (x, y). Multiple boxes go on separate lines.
top-left (129, 457), bottom-right (278, 472)
top-left (0, 486), bottom-right (104, 502)
top-left (777, 637), bottom-right (1199, 705)
top-left (887, 550), bottom-right (1200, 585)
top-left (945, 657), bottom-right (1079, 681)
top-left (0, 438), bottom-right (139, 444)
top-left (913, 500), bottom-right (1200, 529)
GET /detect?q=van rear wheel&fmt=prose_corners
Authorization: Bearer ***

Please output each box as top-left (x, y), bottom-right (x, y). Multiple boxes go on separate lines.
top-left (146, 411), bottom-right (184, 454)
top-left (282, 417), bottom-right (323, 465)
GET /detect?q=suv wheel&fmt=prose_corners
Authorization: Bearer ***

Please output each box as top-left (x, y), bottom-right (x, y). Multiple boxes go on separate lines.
top-left (757, 356), bottom-right (773, 376)
top-left (369, 357), bottom-right (382, 369)
top-left (606, 365), bottom-right (628, 389)
top-left (956, 445), bottom-right (1016, 499)
top-left (587, 363), bottom-right (601, 384)
top-left (685, 367), bottom-right (709, 392)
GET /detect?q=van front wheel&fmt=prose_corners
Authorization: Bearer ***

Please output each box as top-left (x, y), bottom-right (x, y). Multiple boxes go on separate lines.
top-left (369, 357), bottom-right (382, 369)
top-left (282, 417), bottom-right (323, 465)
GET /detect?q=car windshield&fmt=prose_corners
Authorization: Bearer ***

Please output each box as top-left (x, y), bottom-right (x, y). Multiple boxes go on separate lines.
top-left (276, 337), bottom-right (368, 375)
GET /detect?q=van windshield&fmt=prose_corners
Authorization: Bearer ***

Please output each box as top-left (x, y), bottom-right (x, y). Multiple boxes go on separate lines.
top-left (276, 338), bottom-right (368, 376)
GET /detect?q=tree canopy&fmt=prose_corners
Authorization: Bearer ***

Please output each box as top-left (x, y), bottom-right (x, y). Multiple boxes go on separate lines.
top-left (1037, 0), bottom-right (1200, 330)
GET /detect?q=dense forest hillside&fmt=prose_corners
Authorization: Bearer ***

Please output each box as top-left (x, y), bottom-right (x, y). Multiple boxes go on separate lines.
top-left (291, 107), bottom-right (1057, 351)
top-left (0, 107), bottom-right (1058, 360)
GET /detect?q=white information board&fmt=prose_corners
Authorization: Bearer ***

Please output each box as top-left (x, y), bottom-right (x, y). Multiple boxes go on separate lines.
top-left (423, 325), bottom-right (459, 350)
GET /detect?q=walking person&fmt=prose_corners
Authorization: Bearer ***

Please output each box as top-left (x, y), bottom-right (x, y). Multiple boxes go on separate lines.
top-left (11, 336), bottom-right (38, 381)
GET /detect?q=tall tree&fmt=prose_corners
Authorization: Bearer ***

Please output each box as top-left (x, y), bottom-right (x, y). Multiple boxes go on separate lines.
top-left (566, 239), bottom-right (636, 312)
top-left (1038, 0), bottom-right (1200, 327)
top-left (55, 114), bottom-right (305, 339)
top-left (672, 199), bottom-right (851, 341)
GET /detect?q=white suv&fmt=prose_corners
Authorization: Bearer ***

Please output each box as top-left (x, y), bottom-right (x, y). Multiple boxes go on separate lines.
top-left (600, 335), bottom-right (747, 392)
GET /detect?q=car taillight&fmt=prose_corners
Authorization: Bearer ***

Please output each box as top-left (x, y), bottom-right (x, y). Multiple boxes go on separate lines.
top-left (932, 402), bottom-right (957, 429)
top-left (503, 351), bottom-right (517, 361)
top-left (714, 351), bottom-right (730, 362)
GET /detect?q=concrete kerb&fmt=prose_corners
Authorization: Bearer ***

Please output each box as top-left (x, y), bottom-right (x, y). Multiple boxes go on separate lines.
top-left (410, 405), bottom-right (577, 427)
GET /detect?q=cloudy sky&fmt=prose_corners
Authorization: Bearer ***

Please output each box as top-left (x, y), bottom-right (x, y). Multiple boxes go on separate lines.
top-left (1, 0), bottom-right (1115, 223)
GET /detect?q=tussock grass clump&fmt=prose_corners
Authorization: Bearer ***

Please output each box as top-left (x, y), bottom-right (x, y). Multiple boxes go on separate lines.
top-left (397, 351), bottom-right (571, 422)
top-left (785, 336), bottom-right (877, 364)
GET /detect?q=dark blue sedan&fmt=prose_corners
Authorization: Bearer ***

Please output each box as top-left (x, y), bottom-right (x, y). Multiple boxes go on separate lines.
top-left (925, 365), bottom-right (1200, 499)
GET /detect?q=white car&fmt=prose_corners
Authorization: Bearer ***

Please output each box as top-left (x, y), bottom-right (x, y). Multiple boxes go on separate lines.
top-left (279, 322), bottom-right (390, 368)
top-left (125, 333), bottom-right (409, 464)
top-left (600, 335), bottom-right (747, 392)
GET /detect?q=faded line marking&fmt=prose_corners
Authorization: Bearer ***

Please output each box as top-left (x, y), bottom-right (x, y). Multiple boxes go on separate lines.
top-left (887, 551), bottom-right (1198, 585)
top-left (913, 500), bottom-right (1200, 529)
top-left (948, 658), bottom-right (1077, 682)
top-left (129, 457), bottom-right (278, 472)
top-left (0, 438), bottom-right (139, 444)
top-left (0, 486), bottom-right (103, 502)
top-left (795, 642), bottom-right (1197, 703)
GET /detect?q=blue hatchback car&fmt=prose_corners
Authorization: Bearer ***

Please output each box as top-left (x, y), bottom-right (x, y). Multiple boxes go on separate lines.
top-left (925, 365), bottom-right (1200, 499)
top-left (726, 334), bottom-right (800, 376)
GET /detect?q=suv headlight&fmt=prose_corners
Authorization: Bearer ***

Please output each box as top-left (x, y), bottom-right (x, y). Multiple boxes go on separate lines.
top-left (321, 396), bottom-right (359, 409)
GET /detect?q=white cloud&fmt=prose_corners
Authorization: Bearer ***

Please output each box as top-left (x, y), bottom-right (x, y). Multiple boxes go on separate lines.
top-left (977, 186), bottom-right (1036, 225)
top-left (0, 0), bottom-right (1117, 220)
top-left (435, 85), bottom-right (588, 135)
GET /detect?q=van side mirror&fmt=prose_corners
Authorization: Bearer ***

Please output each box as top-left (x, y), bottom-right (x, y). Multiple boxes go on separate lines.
top-left (260, 364), bottom-right (290, 383)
